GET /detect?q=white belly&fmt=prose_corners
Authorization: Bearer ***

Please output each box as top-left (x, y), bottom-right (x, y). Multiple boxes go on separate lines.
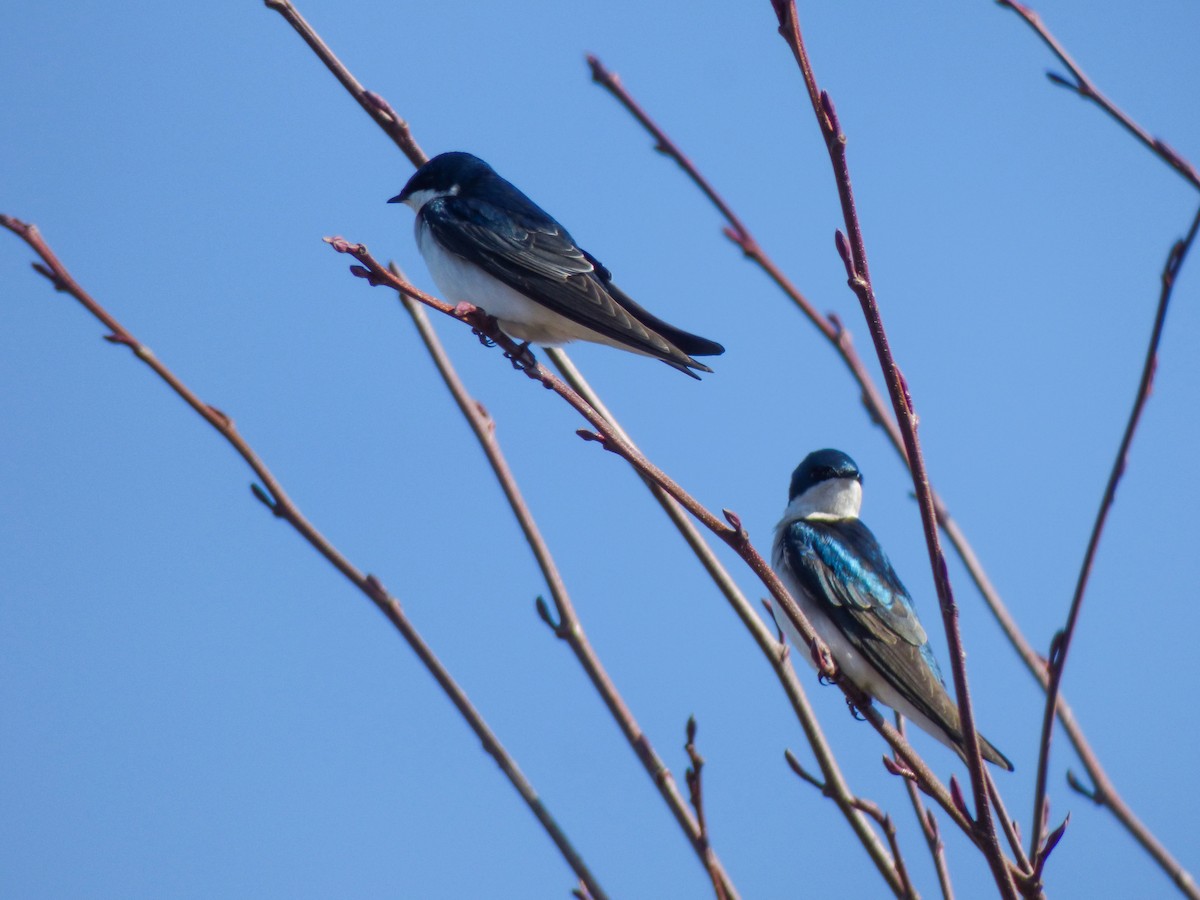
top-left (769, 533), bottom-right (961, 755)
top-left (416, 221), bottom-right (635, 350)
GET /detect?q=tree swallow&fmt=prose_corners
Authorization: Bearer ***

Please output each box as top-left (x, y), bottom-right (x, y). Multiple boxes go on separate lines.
top-left (389, 152), bottom-right (725, 378)
top-left (771, 449), bottom-right (1013, 770)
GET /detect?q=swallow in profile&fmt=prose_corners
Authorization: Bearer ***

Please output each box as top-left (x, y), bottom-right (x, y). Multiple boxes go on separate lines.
top-left (389, 152), bottom-right (725, 378)
top-left (771, 449), bottom-right (1013, 770)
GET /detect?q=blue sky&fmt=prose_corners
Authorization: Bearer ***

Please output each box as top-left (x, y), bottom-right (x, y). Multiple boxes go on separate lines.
top-left (3, 1), bottom-right (1198, 897)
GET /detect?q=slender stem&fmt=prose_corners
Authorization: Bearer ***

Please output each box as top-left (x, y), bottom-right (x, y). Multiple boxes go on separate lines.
top-left (785, 748), bottom-right (919, 900)
top-left (993, 11), bottom-right (1200, 893)
top-left (995, 1), bottom-right (1200, 193)
top-left (1029, 206), bottom-right (1200, 869)
top-left (768, 4), bottom-right (1012, 895)
top-left (684, 718), bottom-right (730, 900)
top-left (546, 349), bottom-right (909, 896)
top-left (263, 0), bottom-right (427, 166)
top-left (895, 716), bottom-right (954, 900)
top-left (985, 770), bottom-right (1032, 878)
top-left (592, 19), bottom-right (1200, 899)
top-left (329, 238), bottom-right (1028, 886)
top-left (587, 49), bottom-right (1144, 881)
top-left (257, 5), bottom-right (907, 889)
top-left (0, 215), bottom-right (608, 900)
top-left (395, 282), bottom-right (740, 900)
top-left (264, 5), bottom-right (1022, 886)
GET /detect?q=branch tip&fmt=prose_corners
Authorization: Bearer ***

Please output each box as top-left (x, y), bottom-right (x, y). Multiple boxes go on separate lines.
top-left (575, 428), bottom-right (604, 444)
top-left (834, 230), bottom-right (855, 277)
top-left (1065, 769), bottom-right (1102, 804)
top-left (882, 755), bottom-right (913, 780)
top-left (1042, 813), bottom-right (1070, 859)
top-left (249, 482), bottom-right (281, 515)
top-left (948, 775), bottom-right (971, 820)
top-left (819, 89), bottom-right (840, 134)
top-left (534, 595), bottom-right (565, 636)
top-left (784, 748), bottom-right (825, 790)
top-left (205, 405), bottom-right (232, 428)
top-left (1045, 70), bottom-right (1076, 90)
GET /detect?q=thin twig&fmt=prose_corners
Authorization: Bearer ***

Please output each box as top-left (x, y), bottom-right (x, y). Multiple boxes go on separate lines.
top-left (394, 276), bottom-right (739, 900)
top-left (328, 238), bottom-right (1028, 885)
top-left (985, 769), bottom-right (1033, 878)
top-left (263, 0), bottom-right (426, 166)
top-left (263, 7), bottom-right (1021, 887)
top-left (256, 4), bottom-right (908, 888)
top-left (547, 352), bottom-right (908, 895)
top-left (994, 9), bottom-right (1200, 895)
top-left (1028, 205), bottom-right (1200, 881)
top-left (995, 0), bottom-right (1200, 193)
top-left (589, 46), bottom-right (1108, 864)
top-left (785, 749), bottom-right (919, 900)
top-left (684, 718), bottom-right (730, 900)
top-left (0, 215), bottom-right (608, 900)
top-left (767, 3), bottom-right (1013, 895)
top-left (896, 717), bottom-right (954, 900)
top-left (592, 24), bottom-right (1200, 900)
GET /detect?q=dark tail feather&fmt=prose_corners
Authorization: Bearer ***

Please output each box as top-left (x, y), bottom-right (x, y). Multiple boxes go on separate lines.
top-left (661, 355), bottom-right (711, 379)
top-left (980, 734), bottom-right (1015, 772)
top-left (608, 284), bottom-right (725, 358)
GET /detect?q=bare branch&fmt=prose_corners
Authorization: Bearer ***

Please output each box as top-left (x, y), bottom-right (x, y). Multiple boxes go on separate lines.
top-left (262, 0), bottom-right (426, 166)
top-left (0, 215), bottom-right (608, 900)
top-left (547, 356), bottom-right (908, 895)
top-left (785, 749), bottom-right (918, 900)
top-left (684, 718), bottom-right (730, 900)
top-left (1028, 206), bottom-right (1200, 882)
top-left (259, 7), bottom-right (909, 889)
top-left (995, 0), bottom-right (1200, 192)
top-left (328, 237), bottom-right (1027, 884)
top-left (766, 3), bottom-right (1012, 894)
top-left (592, 15), bottom-right (1200, 898)
top-left (896, 717), bottom-right (954, 900)
top-left (393, 270), bottom-right (740, 899)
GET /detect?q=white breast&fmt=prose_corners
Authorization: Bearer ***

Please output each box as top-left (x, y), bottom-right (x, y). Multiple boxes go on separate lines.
top-left (416, 220), bottom-right (633, 349)
top-left (769, 523), bottom-right (962, 756)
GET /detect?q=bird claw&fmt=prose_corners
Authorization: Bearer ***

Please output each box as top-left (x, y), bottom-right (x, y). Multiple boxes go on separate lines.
top-left (845, 695), bottom-right (868, 721)
top-left (504, 341), bottom-right (538, 372)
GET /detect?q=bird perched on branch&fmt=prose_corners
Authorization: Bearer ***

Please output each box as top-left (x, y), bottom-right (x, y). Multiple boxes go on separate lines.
top-left (389, 152), bottom-right (724, 378)
top-left (771, 449), bottom-right (1013, 770)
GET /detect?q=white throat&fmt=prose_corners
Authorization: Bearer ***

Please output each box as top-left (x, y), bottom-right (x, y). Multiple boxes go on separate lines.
top-left (402, 184), bottom-right (459, 212)
top-left (777, 477), bottom-right (862, 526)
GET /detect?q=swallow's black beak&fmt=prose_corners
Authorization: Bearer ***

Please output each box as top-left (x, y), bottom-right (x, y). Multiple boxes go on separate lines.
top-left (387, 191), bottom-right (406, 204)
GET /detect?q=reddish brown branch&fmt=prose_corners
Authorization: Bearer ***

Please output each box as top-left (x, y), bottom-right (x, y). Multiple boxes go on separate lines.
top-left (395, 279), bottom-right (739, 900)
top-left (993, 9), bottom-right (1200, 895)
top-left (263, 0), bottom-right (427, 167)
top-left (548, 343), bottom-right (910, 896)
top-left (327, 235), bottom-right (835, 676)
top-left (263, 8), bottom-right (1026, 888)
top-left (767, 4), bottom-right (1012, 895)
top-left (0, 215), bottom-right (608, 900)
top-left (995, 1), bottom-right (1200, 193)
top-left (1028, 206), bottom-right (1200, 884)
top-left (684, 718), bottom-right (729, 900)
top-left (895, 717), bottom-right (954, 900)
top-left (256, 6), bottom-right (908, 889)
top-left (328, 237), bottom-right (1031, 884)
top-left (590, 29), bottom-right (1200, 900)
top-left (785, 749), bottom-right (918, 900)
